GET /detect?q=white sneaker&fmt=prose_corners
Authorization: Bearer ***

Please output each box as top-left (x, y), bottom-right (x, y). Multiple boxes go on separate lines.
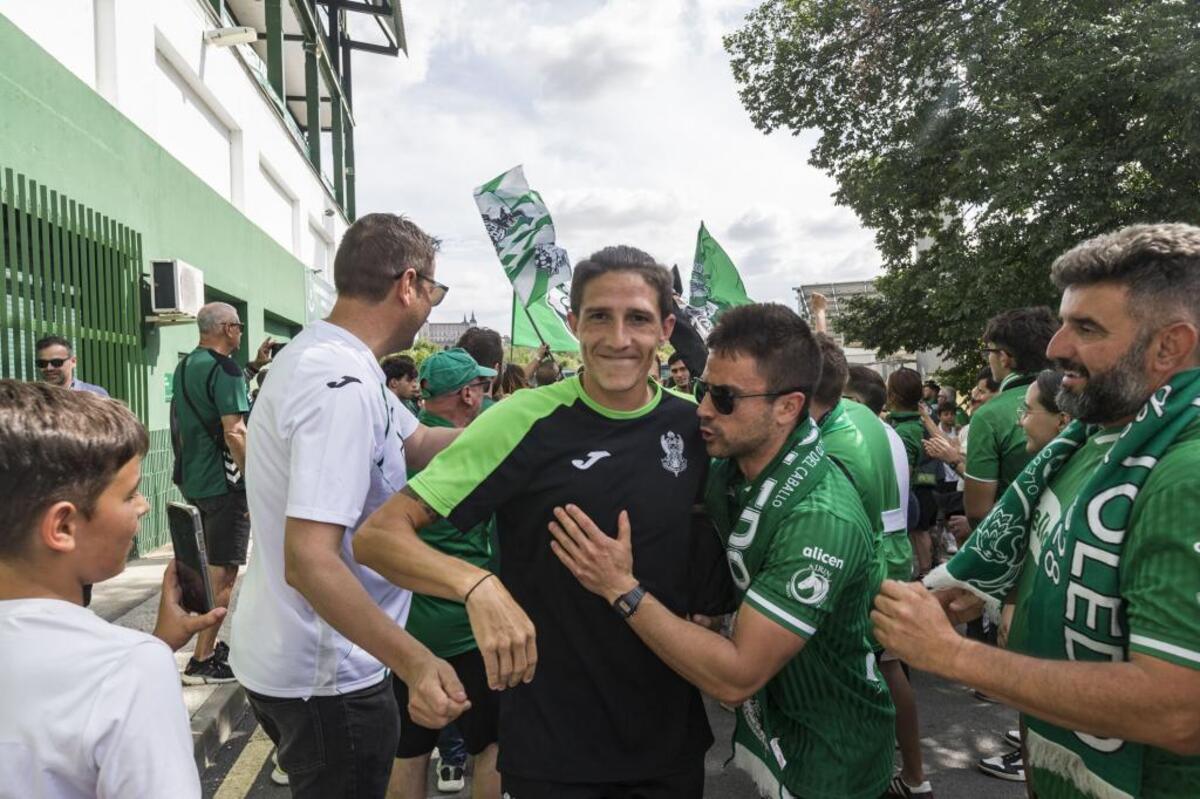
top-left (269, 750), bottom-right (288, 786)
top-left (942, 529), bottom-right (958, 554)
top-left (436, 762), bottom-right (465, 792)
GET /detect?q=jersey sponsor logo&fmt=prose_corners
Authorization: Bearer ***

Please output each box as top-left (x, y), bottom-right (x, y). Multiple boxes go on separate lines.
top-left (787, 565), bottom-right (832, 606)
top-left (802, 545), bottom-right (844, 569)
top-left (571, 450), bottom-right (611, 470)
top-left (326, 375), bottom-right (362, 389)
top-left (660, 431), bottom-right (688, 476)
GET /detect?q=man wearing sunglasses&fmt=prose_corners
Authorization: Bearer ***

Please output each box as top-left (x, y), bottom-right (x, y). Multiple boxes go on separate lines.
top-left (355, 246), bottom-right (732, 798)
top-left (547, 303), bottom-right (894, 799)
top-left (230, 213), bottom-right (533, 798)
top-left (172, 301), bottom-right (254, 685)
top-left (35, 335), bottom-right (109, 398)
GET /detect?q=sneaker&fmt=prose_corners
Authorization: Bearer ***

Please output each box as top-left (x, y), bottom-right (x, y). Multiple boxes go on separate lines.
top-left (1004, 729), bottom-right (1022, 747)
top-left (436, 763), bottom-right (465, 792)
top-left (941, 529), bottom-right (958, 554)
top-left (978, 750), bottom-right (1025, 782)
top-left (269, 750), bottom-right (288, 786)
top-left (181, 655), bottom-right (236, 685)
top-left (212, 640), bottom-right (230, 664)
top-left (972, 689), bottom-right (1000, 703)
top-left (886, 774), bottom-right (934, 797)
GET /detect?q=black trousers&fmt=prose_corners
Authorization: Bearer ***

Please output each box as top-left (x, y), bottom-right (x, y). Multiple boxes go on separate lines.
top-left (501, 761), bottom-right (705, 799)
top-left (247, 675), bottom-right (400, 799)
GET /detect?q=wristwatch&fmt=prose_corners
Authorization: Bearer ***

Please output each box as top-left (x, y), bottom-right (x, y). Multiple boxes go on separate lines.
top-left (612, 585), bottom-right (647, 619)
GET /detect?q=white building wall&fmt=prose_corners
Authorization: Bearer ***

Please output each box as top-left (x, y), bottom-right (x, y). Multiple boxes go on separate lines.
top-left (0, 0), bottom-right (348, 276)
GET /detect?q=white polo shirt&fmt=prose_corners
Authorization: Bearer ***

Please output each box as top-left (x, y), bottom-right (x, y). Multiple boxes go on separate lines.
top-left (883, 423), bottom-right (911, 524)
top-left (230, 320), bottom-right (417, 698)
top-left (0, 599), bottom-right (198, 798)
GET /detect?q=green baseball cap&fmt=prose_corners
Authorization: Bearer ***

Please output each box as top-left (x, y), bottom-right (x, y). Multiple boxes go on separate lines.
top-left (419, 348), bottom-right (497, 398)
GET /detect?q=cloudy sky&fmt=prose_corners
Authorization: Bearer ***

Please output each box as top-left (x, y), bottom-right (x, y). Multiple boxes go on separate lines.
top-left (350, 0), bottom-right (880, 332)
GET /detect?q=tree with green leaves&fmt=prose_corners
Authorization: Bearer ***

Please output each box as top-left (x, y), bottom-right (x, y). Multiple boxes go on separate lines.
top-left (726, 0), bottom-right (1200, 386)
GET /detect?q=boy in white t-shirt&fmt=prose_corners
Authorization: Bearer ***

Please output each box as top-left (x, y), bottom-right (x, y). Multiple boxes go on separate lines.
top-left (0, 381), bottom-right (225, 799)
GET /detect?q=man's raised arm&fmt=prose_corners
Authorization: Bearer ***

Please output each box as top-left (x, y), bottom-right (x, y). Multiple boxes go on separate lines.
top-left (354, 487), bottom-right (537, 690)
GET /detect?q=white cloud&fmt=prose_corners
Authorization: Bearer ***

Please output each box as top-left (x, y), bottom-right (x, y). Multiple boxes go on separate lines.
top-left (350, 0), bottom-right (880, 332)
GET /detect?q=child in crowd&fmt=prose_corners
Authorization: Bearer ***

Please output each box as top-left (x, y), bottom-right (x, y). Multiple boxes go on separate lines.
top-left (0, 380), bottom-right (223, 798)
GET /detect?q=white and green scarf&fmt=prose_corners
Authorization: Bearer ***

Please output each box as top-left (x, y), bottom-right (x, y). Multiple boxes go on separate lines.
top-left (927, 368), bottom-right (1200, 799)
top-left (706, 418), bottom-right (830, 799)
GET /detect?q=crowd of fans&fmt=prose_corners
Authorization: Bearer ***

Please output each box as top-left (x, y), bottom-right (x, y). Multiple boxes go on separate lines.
top-left (1, 217), bottom-right (1198, 799)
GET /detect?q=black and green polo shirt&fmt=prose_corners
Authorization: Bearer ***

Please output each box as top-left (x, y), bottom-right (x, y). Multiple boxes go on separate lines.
top-left (409, 376), bottom-right (723, 783)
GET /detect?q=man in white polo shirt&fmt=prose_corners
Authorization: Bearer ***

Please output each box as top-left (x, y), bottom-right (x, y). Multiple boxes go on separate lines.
top-left (230, 213), bottom-right (535, 799)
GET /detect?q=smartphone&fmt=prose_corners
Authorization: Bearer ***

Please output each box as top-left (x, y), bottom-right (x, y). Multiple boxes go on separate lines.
top-left (167, 502), bottom-right (215, 614)
top-left (269, 341), bottom-right (286, 357)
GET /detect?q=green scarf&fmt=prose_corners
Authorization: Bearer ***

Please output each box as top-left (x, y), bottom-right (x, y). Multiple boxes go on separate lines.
top-left (927, 368), bottom-right (1200, 799)
top-left (705, 417), bottom-right (831, 794)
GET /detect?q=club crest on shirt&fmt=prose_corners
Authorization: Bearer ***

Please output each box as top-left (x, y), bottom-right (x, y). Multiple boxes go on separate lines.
top-left (787, 564), bottom-right (832, 606)
top-left (660, 431), bottom-right (688, 476)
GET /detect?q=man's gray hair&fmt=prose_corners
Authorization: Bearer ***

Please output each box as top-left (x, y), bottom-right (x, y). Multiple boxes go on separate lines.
top-left (1052, 223), bottom-right (1200, 326)
top-left (197, 302), bottom-right (238, 335)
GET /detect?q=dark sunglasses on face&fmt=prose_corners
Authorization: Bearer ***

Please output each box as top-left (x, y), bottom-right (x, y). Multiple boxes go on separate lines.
top-left (394, 269), bottom-right (449, 307)
top-left (36, 358), bottom-right (69, 369)
top-left (695, 379), bottom-right (807, 415)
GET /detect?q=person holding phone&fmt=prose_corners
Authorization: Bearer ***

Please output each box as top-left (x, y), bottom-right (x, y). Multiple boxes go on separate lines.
top-left (0, 381), bottom-right (224, 798)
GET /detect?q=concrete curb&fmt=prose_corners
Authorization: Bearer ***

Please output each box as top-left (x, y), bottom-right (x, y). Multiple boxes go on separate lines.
top-left (192, 682), bottom-right (249, 774)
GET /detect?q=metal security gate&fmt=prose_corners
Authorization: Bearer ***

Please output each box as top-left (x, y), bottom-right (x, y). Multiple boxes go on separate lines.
top-left (0, 167), bottom-right (147, 419)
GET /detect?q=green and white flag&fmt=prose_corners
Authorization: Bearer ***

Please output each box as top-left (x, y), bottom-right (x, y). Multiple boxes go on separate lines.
top-left (688, 221), bottom-right (752, 335)
top-left (474, 165), bottom-right (571, 307)
top-left (511, 287), bottom-right (578, 352)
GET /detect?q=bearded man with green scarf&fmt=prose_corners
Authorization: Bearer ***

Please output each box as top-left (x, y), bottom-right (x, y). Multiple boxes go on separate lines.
top-left (874, 223), bottom-right (1200, 799)
top-left (548, 303), bottom-right (894, 799)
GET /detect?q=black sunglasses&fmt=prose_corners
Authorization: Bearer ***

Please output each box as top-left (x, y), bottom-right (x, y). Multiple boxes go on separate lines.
top-left (36, 358), bottom-right (69, 369)
top-left (394, 269), bottom-right (449, 307)
top-left (695, 379), bottom-right (807, 415)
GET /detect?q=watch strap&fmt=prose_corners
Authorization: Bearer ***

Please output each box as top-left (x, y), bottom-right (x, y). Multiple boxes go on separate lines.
top-left (612, 585), bottom-right (646, 619)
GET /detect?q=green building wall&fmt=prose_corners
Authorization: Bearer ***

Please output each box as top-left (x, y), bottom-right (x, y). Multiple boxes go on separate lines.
top-left (0, 15), bottom-right (315, 551)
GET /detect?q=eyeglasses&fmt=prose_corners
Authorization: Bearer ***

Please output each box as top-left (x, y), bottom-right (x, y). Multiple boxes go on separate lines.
top-left (36, 358), bottom-right (69, 369)
top-left (1018, 402), bottom-right (1056, 419)
top-left (394, 269), bottom-right (449, 307)
top-left (695, 379), bottom-right (806, 415)
top-left (224, 321), bottom-right (245, 331)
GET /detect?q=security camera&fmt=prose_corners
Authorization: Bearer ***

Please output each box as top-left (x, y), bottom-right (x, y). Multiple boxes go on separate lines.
top-left (204, 26), bottom-right (259, 47)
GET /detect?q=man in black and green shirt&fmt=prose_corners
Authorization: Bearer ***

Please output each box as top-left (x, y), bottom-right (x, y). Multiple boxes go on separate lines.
top-left (548, 304), bottom-right (894, 799)
top-left (390, 348), bottom-right (499, 798)
top-left (887, 367), bottom-right (938, 577)
top-left (173, 301), bottom-right (252, 684)
top-left (964, 307), bottom-right (1060, 527)
top-left (355, 247), bottom-right (732, 798)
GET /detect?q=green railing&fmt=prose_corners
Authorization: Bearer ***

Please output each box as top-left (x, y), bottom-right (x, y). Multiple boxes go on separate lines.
top-left (0, 166), bottom-right (170, 552)
top-left (1, 167), bottom-right (147, 414)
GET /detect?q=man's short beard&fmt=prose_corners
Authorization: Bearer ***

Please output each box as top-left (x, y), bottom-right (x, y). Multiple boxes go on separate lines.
top-left (1056, 333), bottom-right (1153, 425)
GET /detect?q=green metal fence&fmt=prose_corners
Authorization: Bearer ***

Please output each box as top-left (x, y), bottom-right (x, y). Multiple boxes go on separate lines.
top-left (0, 166), bottom-right (175, 552)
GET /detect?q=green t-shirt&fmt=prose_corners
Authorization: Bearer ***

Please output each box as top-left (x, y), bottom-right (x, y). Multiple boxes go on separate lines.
top-left (404, 410), bottom-right (496, 659)
top-left (964, 372), bottom-right (1035, 492)
top-left (1010, 421), bottom-right (1200, 798)
top-left (888, 411), bottom-right (924, 471)
top-left (711, 455), bottom-right (894, 799)
top-left (826, 399), bottom-right (912, 587)
top-left (821, 399), bottom-right (900, 544)
top-left (174, 347), bottom-right (249, 499)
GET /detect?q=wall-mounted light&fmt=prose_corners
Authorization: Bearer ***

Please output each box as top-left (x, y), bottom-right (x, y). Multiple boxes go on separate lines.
top-left (204, 26), bottom-right (259, 47)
